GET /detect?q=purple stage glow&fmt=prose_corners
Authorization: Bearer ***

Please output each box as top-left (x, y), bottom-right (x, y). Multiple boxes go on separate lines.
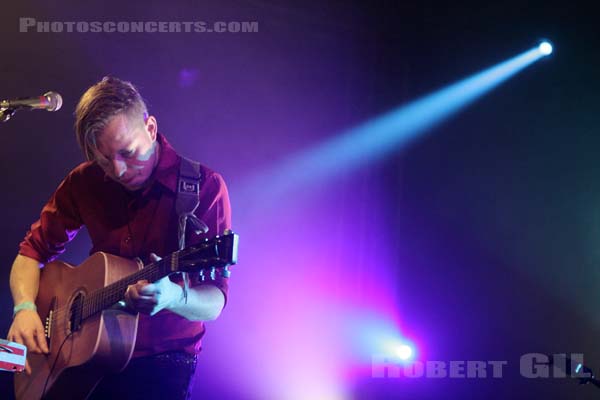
top-left (0, 3), bottom-right (415, 398)
top-left (0, 2), bottom-right (594, 399)
top-left (195, 176), bottom-right (410, 399)
top-left (178, 68), bottom-right (200, 88)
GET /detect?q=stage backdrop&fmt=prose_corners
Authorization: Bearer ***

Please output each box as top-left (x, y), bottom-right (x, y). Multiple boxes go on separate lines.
top-left (1, 2), bottom-right (599, 399)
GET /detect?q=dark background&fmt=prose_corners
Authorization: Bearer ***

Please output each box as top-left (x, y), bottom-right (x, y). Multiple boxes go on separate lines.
top-left (1, 1), bottom-right (599, 399)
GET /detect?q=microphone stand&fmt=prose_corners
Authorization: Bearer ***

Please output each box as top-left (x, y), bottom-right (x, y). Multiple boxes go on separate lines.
top-left (574, 364), bottom-right (600, 390)
top-left (550, 354), bottom-right (600, 390)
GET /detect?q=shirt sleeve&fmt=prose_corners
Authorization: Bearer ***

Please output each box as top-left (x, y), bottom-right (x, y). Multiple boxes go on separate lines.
top-left (19, 172), bottom-right (84, 264)
top-left (189, 171), bottom-right (232, 304)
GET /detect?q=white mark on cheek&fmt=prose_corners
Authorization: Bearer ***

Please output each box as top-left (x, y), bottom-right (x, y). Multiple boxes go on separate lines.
top-left (137, 142), bottom-right (156, 162)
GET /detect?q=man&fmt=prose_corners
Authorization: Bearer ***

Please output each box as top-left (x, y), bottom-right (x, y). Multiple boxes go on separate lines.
top-left (7, 76), bottom-right (232, 399)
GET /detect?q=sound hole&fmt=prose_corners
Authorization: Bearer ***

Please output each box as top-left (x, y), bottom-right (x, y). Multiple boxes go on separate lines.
top-left (69, 292), bottom-right (85, 333)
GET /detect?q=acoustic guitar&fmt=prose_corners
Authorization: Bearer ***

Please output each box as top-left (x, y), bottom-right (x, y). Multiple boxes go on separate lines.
top-left (14, 230), bottom-right (238, 400)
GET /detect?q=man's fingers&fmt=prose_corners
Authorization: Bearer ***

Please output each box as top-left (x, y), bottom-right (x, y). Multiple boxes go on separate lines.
top-left (9, 333), bottom-right (23, 350)
top-left (8, 312), bottom-right (49, 377)
top-left (127, 284), bottom-right (157, 300)
top-left (9, 333), bottom-right (32, 374)
top-left (132, 295), bottom-right (158, 305)
top-left (23, 334), bottom-right (41, 354)
top-left (36, 327), bottom-right (49, 354)
top-left (139, 283), bottom-right (159, 296)
top-left (9, 328), bottom-right (39, 355)
top-left (16, 326), bottom-right (41, 354)
top-left (125, 282), bottom-right (159, 315)
top-left (149, 253), bottom-right (162, 262)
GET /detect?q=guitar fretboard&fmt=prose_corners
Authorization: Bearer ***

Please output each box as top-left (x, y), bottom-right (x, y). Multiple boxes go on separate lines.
top-left (81, 258), bottom-right (167, 320)
top-left (66, 231), bottom-right (237, 322)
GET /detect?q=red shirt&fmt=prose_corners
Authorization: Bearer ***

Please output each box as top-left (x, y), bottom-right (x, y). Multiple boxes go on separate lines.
top-left (19, 134), bottom-right (232, 357)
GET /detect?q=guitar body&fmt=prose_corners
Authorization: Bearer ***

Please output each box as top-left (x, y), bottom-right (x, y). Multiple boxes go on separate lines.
top-left (12, 231), bottom-right (239, 399)
top-left (14, 252), bottom-right (141, 400)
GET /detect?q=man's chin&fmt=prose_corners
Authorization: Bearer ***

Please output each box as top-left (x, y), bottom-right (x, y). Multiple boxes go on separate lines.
top-left (118, 178), bottom-right (144, 191)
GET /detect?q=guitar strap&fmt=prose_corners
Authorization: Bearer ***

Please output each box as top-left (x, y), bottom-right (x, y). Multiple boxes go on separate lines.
top-left (176, 156), bottom-right (208, 303)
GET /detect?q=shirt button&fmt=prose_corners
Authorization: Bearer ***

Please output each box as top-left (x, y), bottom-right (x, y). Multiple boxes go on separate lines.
top-left (125, 236), bottom-right (131, 244)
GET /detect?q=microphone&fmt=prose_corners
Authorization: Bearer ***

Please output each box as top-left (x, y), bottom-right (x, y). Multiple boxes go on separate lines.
top-left (0, 91), bottom-right (63, 112)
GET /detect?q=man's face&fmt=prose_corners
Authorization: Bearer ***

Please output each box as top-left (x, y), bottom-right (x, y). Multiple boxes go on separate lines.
top-left (93, 113), bottom-right (159, 191)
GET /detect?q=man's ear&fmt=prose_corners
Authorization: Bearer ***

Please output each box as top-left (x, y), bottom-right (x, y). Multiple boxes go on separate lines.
top-left (145, 115), bottom-right (158, 142)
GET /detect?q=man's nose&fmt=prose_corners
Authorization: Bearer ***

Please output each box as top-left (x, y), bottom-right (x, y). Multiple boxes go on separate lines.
top-left (112, 159), bottom-right (127, 178)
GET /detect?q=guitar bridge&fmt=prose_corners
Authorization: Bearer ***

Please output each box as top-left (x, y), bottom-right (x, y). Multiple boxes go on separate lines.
top-left (45, 309), bottom-right (53, 340)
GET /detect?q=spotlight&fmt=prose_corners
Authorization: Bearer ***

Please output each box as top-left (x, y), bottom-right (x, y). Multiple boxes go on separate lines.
top-left (538, 40), bottom-right (553, 56)
top-left (395, 344), bottom-right (414, 361)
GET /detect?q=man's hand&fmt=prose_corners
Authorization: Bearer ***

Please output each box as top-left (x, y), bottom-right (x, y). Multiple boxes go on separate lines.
top-left (8, 254), bottom-right (46, 374)
top-left (124, 253), bottom-right (182, 316)
top-left (7, 309), bottom-right (49, 374)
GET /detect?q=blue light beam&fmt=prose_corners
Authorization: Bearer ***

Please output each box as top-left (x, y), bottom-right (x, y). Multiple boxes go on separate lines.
top-left (238, 44), bottom-right (549, 202)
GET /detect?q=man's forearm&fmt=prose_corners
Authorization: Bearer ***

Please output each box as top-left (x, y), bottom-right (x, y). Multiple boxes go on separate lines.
top-left (10, 254), bottom-right (43, 306)
top-left (167, 284), bottom-right (225, 321)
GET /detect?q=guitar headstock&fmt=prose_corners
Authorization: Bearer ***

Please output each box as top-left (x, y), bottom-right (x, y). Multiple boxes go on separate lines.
top-left (174, 230), bottom-right (239, 275)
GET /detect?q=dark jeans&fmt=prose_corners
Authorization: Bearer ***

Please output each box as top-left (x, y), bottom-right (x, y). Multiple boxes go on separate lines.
top-left (88, 351), bottom-right (197, 400)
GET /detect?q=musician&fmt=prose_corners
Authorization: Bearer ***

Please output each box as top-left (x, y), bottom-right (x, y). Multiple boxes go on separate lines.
top-left (7, 76), bottom-right (231, 398)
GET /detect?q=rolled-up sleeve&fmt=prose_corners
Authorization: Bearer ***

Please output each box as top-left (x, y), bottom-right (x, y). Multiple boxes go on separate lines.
top-left (19, 173), bottom-right (83, 264)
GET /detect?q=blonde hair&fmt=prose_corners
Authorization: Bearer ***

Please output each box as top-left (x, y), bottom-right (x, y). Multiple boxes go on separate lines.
top-left (74, 76), bottom-right (148, 160)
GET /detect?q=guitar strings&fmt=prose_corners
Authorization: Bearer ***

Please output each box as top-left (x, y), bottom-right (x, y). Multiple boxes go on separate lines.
top-left (51, 264), bottom-right (217, 325)
top-left (49, 259), bottom-right (164, 321)
top-left (48, 243), bottom-right (219, 323)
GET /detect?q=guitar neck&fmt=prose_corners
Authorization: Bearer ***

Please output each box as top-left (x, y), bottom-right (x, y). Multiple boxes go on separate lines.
top-left (76, 231), bottom-right (238, 321)
top-left (81, 259), bottom-right (167, 320)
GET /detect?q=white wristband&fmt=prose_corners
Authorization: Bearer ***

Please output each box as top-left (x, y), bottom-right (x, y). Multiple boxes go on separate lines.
top-left (13, 301), bottom-right (37, 318)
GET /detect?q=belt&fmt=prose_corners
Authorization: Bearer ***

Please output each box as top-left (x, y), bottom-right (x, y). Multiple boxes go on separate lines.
top-left (140, 350), bottom-right (198, 368)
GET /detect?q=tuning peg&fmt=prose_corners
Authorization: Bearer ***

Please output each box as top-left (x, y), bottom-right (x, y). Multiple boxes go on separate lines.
top-left (210, 267), bottom-right (216, 280)
top-left (222, 266), bottom-right (231, 278)
top-left (199, 270), bottom-right (205, 282)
